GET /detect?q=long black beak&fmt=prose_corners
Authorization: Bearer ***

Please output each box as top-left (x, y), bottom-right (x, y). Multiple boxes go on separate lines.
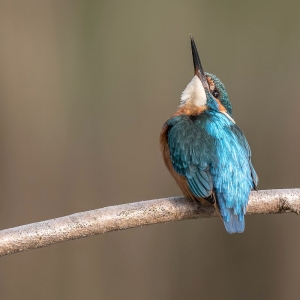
top-left (190, 34), bottom-right (209, 89)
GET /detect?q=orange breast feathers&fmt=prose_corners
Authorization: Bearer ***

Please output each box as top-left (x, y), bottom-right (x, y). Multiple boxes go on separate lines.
top-left (173, 103), bottom-right (207, 117)
top-left (160, 123), bottom-right (208, 205)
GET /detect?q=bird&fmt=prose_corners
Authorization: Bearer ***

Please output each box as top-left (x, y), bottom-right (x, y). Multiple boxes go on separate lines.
top-left (160, 35), bottom-right (258, 233)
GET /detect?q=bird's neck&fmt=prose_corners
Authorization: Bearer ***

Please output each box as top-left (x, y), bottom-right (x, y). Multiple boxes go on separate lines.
top-left (174, 101), bottom-right (235, 123)
top-left (174, 103), bottom-right (207, 117)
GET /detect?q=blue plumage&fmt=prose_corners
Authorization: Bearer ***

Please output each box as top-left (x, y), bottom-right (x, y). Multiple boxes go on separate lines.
top-left (166, 104), bottom-right (257, 233)
top-left (160, 36), bottom-right (257, 233)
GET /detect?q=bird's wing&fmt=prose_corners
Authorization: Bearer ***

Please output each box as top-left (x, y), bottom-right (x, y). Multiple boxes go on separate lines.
top-left (166, 115), bottom-right (215, 199)
top-left (229, 125), bottom-right (258, 188)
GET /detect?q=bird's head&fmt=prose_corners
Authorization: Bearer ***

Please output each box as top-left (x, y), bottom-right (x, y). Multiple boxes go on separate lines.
top-left (180, 35), bottom-right (234, 122)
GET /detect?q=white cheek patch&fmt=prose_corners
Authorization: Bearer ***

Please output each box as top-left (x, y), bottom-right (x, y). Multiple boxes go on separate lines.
top-left (180, 75), bottom-right (207, 107)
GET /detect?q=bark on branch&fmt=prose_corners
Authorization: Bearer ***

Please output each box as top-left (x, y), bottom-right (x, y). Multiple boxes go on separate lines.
top-left (0, 189), bottom-right (299, 257)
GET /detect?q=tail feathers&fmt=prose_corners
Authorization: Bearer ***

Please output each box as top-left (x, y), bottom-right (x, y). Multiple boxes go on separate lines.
top-left (223, 214), bottom-right (245, 234)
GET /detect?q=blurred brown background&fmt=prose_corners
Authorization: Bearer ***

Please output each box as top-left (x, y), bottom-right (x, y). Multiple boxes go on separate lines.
top-left (0, 1), bottom-right (300, 299)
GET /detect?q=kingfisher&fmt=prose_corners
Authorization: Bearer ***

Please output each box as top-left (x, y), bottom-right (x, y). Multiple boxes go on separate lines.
top-left (160, 35), bottom-right (258, 233)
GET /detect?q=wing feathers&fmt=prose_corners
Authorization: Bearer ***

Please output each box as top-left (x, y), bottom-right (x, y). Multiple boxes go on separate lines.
top-left (160, 122), bottom-right (210, 205)
top-left (162, 114), bottom-right (214, 200)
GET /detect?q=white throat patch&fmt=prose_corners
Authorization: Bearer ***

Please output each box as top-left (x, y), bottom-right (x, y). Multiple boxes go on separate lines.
top-left (180, 75), bottom-right (207, 107)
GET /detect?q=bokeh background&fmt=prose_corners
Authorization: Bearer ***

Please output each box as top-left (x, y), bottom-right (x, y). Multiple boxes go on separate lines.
top-left (0, 1), bottom-right (300, 299)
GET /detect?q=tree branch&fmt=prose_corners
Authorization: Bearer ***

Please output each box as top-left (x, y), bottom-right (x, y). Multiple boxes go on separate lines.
top-left (0, 189), bottom-right (299, 257)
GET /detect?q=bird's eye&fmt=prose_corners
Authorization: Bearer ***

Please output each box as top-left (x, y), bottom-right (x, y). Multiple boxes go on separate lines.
top-left (212, 90), bottom-right (219, 98)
